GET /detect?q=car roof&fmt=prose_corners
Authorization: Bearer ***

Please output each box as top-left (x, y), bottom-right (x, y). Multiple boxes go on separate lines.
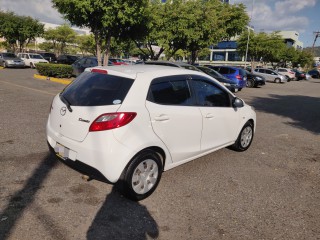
top-left (87, 64), bottom-right (209, 80)
top-left (145, 61), bottom-right (193, 67)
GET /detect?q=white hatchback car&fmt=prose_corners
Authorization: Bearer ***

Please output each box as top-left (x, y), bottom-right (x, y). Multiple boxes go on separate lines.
top-left (17, 53), bottom-right (48, 68)
top-left (47, 65), bottom-right (256, 200)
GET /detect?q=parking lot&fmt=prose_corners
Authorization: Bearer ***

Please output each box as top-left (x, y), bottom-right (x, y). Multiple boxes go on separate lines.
top-left (0, 68), bottom-right (319, 240)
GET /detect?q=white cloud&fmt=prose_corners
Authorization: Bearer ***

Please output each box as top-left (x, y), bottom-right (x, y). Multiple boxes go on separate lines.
top-left (237, 1), bottom-right (312, 34)
top-left (0, 0), bottom-right (64, 24)
top-left (275, 0), bottom-right (316, 14)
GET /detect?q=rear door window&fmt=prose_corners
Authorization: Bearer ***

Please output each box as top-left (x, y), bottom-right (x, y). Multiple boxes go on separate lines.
top-left (147, 76), bottom-right (193, 106)
top-left (60, 71), bottom-right (134, 106)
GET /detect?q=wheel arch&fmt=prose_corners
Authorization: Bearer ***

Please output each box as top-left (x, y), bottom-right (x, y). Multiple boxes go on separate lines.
top-left (125, 146), bottom-right (167, 172)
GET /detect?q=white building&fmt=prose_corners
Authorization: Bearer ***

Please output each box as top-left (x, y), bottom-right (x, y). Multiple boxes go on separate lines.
top-left (277, 31), bottom-right (303, 50)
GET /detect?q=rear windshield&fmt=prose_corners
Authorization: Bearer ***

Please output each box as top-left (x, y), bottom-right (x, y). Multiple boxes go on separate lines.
top-left (2, 53), bottom-right (17, 58)
top-left (239, 68), bottom-right (246, 76)
top-left (60, 71), bottom-right (134, 106)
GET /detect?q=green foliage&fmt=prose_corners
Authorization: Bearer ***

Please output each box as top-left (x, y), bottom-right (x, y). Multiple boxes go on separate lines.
top-left (43, 24), bottom-right (77, 54)
top-left (0, 11), bottom-right (44, 52)
top-left (238, 31), bottom-right (286, 65)
top-left (135, 0), bottom-right (248, 63)
top-left (52, 0), bottom-right (149, 65)
top-left (76, 34), bottom-right (96, 56)
top-left (36, 63), bottom-right (73, 78)
top-left (38, 42), bottom-right (55, 52)
top-left (295, 50), bottom-right (314, 68)
top-left (237, 30), bottom-right (314, 68)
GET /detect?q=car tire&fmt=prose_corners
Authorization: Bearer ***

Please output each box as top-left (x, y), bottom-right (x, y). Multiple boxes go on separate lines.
top-left (2, 61), bottom-right (7, 68)
top-left (286, 76), bottom-right (291, 82)
top-left (30, 62), bottom-right (35, 69)
top-left (274, 78), bottom-right (280, 83)
top-left (116, 150), bottom-right (162, 201)
top-left (246, 79), bottom-right (254, 88)
top-left (230, 121), bottom-right (254, 152)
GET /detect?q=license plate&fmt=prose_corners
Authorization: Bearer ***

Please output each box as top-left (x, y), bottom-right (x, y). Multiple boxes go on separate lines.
top-left (55, 143), bottom-right (69, 159)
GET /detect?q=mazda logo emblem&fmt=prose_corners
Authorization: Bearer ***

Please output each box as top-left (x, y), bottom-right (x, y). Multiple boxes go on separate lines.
top-left (60, 107), bottom-right (67, 116)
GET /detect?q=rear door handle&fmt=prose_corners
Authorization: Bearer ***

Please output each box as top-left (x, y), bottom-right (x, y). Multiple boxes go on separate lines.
top-left (205, 113), bottom-right (215, 119)
top-left (154, 115), bottom-right (170, 121)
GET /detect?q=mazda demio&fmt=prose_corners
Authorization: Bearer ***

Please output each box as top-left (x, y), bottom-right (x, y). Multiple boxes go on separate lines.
top-left (47, 65), bottom-right (256, 201)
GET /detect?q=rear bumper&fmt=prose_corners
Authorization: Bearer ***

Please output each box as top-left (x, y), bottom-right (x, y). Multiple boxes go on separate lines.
top-left (255, 79), bottom-right (266, 86)
top-left (48, 142), bottom-right (112, 183)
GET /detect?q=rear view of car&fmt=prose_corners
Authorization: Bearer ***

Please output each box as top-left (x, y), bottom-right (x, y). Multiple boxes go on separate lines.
top-left (277, 68), bottom-right (295, 81)
top-left (204, 65), bottom-right (247, 91)
top-left (195, 65), bottom-right (238, 92)
top-left (47, 65), bottom-right (256, 201)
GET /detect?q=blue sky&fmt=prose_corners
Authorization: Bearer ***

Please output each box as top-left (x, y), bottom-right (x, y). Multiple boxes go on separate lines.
top-left (236, 0), bottom-right (320, 47)
top-left (0, 0), bottom-right (319, 48)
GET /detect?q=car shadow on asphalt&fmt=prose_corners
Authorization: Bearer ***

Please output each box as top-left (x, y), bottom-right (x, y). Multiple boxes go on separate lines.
top-left (87, 186), bottom-right (159, 240)
top-left (251, 94), bottom-right (320, 134)
top-left (0, 153), bottom-right (58, 240)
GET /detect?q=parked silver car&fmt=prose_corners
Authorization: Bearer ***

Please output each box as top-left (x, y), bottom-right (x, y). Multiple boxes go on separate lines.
top-left (254, 68), bottom-right (287, 83)
top-left (0, 52), bottom-right (25, 68)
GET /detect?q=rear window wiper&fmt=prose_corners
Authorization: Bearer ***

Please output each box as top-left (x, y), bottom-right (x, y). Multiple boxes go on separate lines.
top-left (60, 94), bottom-right (73, 112)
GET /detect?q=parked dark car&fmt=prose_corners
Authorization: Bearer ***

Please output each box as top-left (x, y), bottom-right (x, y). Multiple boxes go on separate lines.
top-left (204, 65), bottom-right (247, 90)
top-left (109, 58), bottom-right (128, 65)
top-left (245, 70), bottom-right (266, 88)
top-left (194, 66), bottom-right (238, 92)
top-left (57, 55), bottom-right (79, 65)
top-left (308, 69), bottom-right (320, 78)
top-left (292, 69), bottom-right (307, 80)
top-left (0, 52), bottom-right (25, 68)
top-left (72, 57), bottom-right (113, 76)
top-left (39, 52), bottom-right (57, 63)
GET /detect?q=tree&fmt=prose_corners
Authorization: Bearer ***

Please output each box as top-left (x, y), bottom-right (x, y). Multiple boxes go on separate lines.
top-left (0, 11), bottom-right (44, 52)
top-left (52, 0), bottom-right (149, 65)
top-left (238, 31), bottom-right (286, 69)
top-left (43, 24), bottom-right (76, 55)
top-left (134, 0), bottom-right (249, 63)
top-left (237, 30), bottom-right (313, 69)
top-left (76, 34), bottom-right (96, 56)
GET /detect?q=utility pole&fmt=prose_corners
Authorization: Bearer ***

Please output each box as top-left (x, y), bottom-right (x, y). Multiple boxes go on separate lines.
top-left (312, 31), bottom-right (320, 53)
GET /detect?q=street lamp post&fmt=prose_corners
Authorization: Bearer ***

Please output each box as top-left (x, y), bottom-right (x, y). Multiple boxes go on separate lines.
top-left (244, 0), bottom-right (255, 70)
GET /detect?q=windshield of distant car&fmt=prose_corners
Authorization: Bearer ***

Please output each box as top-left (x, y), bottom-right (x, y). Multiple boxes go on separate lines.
top-left (29, 54), bottom-right (44, 59)
top-left (2, 53), bottom-right (17, 58)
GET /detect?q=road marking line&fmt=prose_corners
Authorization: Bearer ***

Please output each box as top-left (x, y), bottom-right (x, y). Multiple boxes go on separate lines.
top-left (0, 80), bottom-right (56, 96)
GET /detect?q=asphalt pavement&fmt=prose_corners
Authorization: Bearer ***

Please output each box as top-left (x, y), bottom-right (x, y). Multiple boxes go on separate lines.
top-left (0, 68), bottom-right (319, 240)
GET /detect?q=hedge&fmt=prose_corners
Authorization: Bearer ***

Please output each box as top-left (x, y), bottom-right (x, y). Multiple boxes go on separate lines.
top-left (35, 63), bottom-right (73, 78)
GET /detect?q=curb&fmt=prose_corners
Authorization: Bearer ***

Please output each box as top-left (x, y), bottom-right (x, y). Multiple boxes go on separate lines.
top-left (34, 74), bottom-right (73, 85)
top-left (0, 67), bottom-right (4, 70)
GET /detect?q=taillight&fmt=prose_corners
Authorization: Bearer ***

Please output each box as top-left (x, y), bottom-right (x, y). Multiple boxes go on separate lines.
top-left (89, 112), bottom-right (137, 132)
top-left (236, 75), bottom-right (242, 80)
top-left (91, 68), bottom-right (108, 74)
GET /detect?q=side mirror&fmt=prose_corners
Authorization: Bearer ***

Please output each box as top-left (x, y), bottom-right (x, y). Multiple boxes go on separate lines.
top-left (233, 97), bottom-right (244, 108)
